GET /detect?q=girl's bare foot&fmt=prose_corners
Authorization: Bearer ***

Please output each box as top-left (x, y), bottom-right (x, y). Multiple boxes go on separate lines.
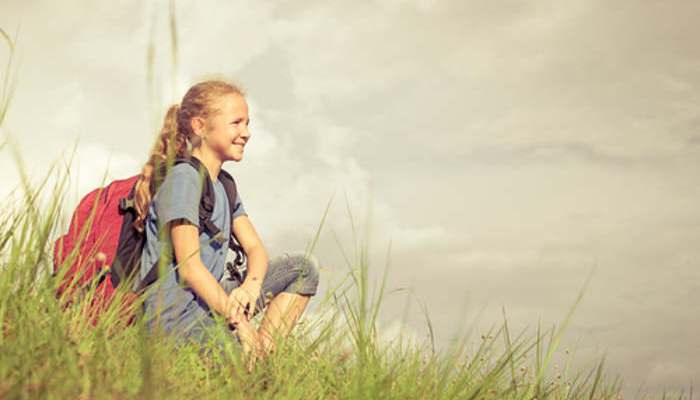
top-left (232, 319), bottom-right (261, 373)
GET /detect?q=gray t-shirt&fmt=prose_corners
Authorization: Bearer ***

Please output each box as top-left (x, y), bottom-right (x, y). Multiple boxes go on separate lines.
top-left (138, 163), bottom-right (247, 341)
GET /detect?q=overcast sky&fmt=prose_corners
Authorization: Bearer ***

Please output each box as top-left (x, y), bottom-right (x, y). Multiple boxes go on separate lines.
top-left (1, 0), bottom-right (698, 395)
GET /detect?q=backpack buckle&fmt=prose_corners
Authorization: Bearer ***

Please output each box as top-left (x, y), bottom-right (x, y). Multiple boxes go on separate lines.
top-left (119, 197), bottom-right (135, 212)
top-left (226, 261), bottom-right (245, 283)
top-left (213, 232), bottom-right (227, 246)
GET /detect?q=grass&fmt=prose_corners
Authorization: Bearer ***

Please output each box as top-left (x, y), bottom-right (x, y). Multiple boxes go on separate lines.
top-left (0, 13), bottom-right (693, 400)
top-left (1, 140), bottom-right (694, 400)
top-left (0, 150), bottom-right (618, 399)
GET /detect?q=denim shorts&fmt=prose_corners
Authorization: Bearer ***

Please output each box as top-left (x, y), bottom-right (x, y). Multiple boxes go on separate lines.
top-left (220, 249), bottom-right (321, 318)
top-left (190, 250), bottom-right (321, 349)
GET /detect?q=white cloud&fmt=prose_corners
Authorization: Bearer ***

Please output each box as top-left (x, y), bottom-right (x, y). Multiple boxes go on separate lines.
top-left (0, 140), bottom-right (140, 230)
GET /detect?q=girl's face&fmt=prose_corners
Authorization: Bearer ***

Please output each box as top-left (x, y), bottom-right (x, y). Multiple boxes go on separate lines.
top-left (201, 93), bottom-right (251, 162)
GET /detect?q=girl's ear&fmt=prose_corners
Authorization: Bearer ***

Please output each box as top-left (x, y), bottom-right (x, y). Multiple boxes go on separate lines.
top-left (190, 116), bottom-right (207, 145)
top-left (190, 116), bottom-right (205, 136)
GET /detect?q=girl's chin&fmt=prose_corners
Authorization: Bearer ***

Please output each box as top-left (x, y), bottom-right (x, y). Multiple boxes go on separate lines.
top-left (227, 152), bottom-right (243, 162)
top-left (221, 146), bottom-right (241, 158)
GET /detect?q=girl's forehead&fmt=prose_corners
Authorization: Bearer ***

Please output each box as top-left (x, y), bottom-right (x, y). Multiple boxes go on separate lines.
top-left (215, 93), bottom-right (247, 116)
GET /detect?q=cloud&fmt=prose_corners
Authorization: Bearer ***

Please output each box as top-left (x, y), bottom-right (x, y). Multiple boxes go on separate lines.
top-left (0, 140), bottom-right (141, 220)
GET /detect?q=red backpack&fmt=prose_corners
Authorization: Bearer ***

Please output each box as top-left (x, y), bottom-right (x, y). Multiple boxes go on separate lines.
top-left (52, 157), bottom-right (246, 319)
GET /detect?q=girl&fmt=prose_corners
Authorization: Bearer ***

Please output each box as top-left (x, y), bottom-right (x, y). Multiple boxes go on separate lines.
top-left (132, 79), bottom-right (320, 361)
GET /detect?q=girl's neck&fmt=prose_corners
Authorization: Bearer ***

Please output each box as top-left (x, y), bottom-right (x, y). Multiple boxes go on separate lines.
top-left (190, 147), bottom-right (222, 181)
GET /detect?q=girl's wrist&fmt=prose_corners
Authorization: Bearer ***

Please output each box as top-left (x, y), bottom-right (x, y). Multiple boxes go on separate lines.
top-left (218, 286), bottom-right (233, 317)
top-left (242, 277), bottom-right (262, 293)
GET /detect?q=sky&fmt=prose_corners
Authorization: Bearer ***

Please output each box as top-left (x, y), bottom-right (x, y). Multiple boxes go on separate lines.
top-left (1, 0), bottom-right (698, 395)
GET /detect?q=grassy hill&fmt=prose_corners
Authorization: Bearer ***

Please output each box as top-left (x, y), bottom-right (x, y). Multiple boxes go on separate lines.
top-left (0, 157), bottom-right (689, 400)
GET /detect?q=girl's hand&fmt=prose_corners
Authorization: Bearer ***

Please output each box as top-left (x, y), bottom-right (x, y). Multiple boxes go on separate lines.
top-left (227, 283), bottom-right (261, 324)
top-left (233, 318), bottom-right (262, 373)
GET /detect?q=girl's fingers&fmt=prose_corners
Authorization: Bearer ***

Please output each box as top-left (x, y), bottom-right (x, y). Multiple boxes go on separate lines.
top-left (229, 303), bottom-right (239, 324)
top-left (230, 295), bottom-right (245, 324)
top-left (228, 290), bottom-right (254, 324)
top-left (234, 296), bottom-right (245, 323)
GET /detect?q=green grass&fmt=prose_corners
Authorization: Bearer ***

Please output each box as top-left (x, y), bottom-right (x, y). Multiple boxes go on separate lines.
top-left (2, 141), bottom-right (693, 400)
top-left (0, 153), bottom-right (589, 399)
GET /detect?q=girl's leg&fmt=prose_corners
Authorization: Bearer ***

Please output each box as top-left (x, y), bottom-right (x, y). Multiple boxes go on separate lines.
top-left (248, 250), bottom-right (320, 356)
top-left (258, 292), bottom-right (311, 355)
top-left (221, 250), bottom-right (320, 356)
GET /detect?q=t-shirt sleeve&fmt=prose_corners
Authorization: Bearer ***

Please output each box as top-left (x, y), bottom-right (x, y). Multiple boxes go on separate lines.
top-left (232, 191), bottom-right (247, 221)
top-left (154, 164), bottom-right (203, 230)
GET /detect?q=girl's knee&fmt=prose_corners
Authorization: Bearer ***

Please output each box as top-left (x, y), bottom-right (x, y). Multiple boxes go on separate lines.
top-left (285, 251), bottom-right (320, 295)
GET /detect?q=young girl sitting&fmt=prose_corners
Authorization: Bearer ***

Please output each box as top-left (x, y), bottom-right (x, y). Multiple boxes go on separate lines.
top-left (131, 79), bottom-right (320, 362)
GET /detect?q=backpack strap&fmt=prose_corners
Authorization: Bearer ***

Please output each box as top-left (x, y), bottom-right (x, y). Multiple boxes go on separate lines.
top-left (218, 169), bottom-right (247, 269)
top-left (110, 183), bottom-right (143, 289)
top-left (180, 157), bottom-right (223, 241)
top-left (217, 168), bottom-right (240, 217)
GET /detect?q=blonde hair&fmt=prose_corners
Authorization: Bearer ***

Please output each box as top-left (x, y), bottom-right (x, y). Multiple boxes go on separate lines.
top-left (132, 79), bottom-right (246, 231)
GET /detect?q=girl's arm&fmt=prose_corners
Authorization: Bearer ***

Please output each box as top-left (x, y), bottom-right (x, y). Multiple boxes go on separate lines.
top-left (169, 219), bottom-right (230, 317)
top-left (170, 219), bottom-right (261, 358)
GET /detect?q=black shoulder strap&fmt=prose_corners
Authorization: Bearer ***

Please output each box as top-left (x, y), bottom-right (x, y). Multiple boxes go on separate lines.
top-left (176, 157), bottom-right (222, 239)
top-left (217, 168), bottom-right (240, 218)
top-left (218, 168), bottom-right (247, 268)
